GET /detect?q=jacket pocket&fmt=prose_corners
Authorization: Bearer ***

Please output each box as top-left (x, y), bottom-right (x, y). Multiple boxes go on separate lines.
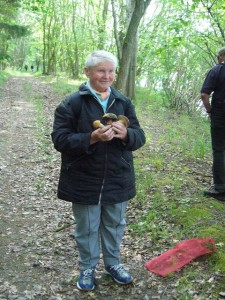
top-left (121, 156), bottom-right (131, 169)
top-left (65, 154), bottom-right (86, 170)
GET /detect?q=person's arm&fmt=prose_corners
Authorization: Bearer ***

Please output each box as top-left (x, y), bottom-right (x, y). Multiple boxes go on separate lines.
top-left (200, 65), bottom-right (219, 114)
top-left (51, 101), bottom-right (92, 154)
top-left (112, 98), bottom-right (146, 151)
top-left (52, 103), bottom-right (117, 153)
top-left (201, 93), bottom-right (211, 114)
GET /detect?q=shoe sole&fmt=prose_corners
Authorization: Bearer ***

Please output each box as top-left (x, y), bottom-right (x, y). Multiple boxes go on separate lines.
top-left (77, 282), bottom-right (95, 291)
top-left (104, 270), bottom-right (133, 285)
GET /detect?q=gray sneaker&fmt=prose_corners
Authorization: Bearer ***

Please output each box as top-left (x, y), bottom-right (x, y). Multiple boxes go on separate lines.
top-left (77, 268), bottom-right (95, 291)
top-left (105, 264), bottom-right (133, 284)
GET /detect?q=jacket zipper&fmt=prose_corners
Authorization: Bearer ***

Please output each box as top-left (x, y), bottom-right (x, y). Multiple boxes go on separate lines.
top-left (78, 90), bottom-right (119, 204)
top-left (97, 99), bottom-right (116, 205)
top-left (107, 99), bottom-right (115, 111)
top-left (98, 143), bottom-right (108, 205)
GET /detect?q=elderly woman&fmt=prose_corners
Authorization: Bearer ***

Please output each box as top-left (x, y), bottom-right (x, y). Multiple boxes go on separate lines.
top-left (51, 50), bottom-right (146, 291)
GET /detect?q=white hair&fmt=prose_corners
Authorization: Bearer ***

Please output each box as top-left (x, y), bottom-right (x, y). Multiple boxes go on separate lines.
top-left (218, 47), bottom-right (225, 56)
top-left (85, 50), bottom-right (118, 68)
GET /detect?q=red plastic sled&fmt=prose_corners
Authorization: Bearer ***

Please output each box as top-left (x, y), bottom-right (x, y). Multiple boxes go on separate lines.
top-left (144, 238), bottom-right (216, 277)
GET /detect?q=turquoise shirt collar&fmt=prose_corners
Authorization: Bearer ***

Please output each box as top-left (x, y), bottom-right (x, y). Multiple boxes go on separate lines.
top-left (85, 82), bottom-right (111, 113)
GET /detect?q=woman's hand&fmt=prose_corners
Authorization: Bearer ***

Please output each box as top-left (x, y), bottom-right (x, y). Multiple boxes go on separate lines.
top-left (111, 121), bottom-right (128, 141)
top-left (90, 125), bottom-right (115, 144)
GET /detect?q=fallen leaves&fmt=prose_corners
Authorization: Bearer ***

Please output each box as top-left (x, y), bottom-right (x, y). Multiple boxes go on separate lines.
top-left (0, 76), bottom-right (224, 300)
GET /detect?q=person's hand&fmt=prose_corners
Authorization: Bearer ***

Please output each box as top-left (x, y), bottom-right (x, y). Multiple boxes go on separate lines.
top-left (111, 121), bottom-right (128, 141)
top-left (90, 125), bottom-right (115, 144)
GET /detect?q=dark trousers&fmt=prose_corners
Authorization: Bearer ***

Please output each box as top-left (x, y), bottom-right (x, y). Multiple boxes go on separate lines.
top-left (211, 113), bottom-right (225, 190)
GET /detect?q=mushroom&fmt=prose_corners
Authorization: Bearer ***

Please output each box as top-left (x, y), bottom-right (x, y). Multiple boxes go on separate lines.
top-left (118, 115), bottom-right (130, 128)
top-left (92, 120), bottom-right (105, 129)
top-left (102, 113), bottom-right (118, 125)
top-left (93, 113), bottom-right (130, 129)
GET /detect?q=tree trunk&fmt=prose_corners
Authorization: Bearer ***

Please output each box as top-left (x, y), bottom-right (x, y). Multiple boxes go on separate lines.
top-left (115, 0), bottom-right (151, 97)
top-left (111, 0), bottom-right (122, 60)
top-left (42, 17), bottom-right (47, 74)
top-left (127, 32), bottom-right (138, 99)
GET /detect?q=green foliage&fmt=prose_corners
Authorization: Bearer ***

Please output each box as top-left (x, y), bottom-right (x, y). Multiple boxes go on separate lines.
top-left (21, 0), bottom-right (46, 12)
top-left (3, 0), bottom-right (225, 111)
top-left (138, 0), bottom-right (225, 113)
top-left (40, 75), bottom-right (81, 97)
top-left (129, 88), bottom-right (225, 296)
top-left (0, 0), bottom-right (20, 20)
top-left (172, 206), bottom-right (212, 229)
top-left (0, 23), bottom-right (29, 37)
top-left (161, 114), bottom-right (210, 159)
top-left (0, 0), bottom-right (31, 69)
top-left (0, 71), bottom-right (10, 86)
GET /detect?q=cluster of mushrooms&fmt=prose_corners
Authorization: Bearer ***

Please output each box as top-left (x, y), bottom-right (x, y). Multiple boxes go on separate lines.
top-left (93, 113), bottom-right (130, 129)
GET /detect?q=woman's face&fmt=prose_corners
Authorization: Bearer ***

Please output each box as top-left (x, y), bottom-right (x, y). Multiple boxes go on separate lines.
top-left (84, 61), bottom-right (116, 92)
top-left (218, 54), bottom-right (225, 63)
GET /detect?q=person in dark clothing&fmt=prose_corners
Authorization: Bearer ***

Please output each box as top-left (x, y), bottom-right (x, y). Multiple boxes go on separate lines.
top-left (24, 64), bottom-right (28, 71)
top-left (51, 50), bottom-right (146, 291)
top-left (31, 64), bottom-right (34, 72)
top-left (201, 47), bottom-right (225, 200)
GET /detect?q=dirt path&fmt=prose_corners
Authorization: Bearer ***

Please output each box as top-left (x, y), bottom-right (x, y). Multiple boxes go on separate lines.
top-left (0, 76), bottom-right (221, 300)
top-left (0, 76), bottom-right (156, 300)
top-left (0, 76), bottom-right (75, 299)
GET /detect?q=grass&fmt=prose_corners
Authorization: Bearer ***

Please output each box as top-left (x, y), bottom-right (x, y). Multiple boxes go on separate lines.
top-left (39, 74), bottom-right (82, 97)
top-left (24, 77), bottom-right (225, 297)
top-left (0, 71), bottom-right (10, 87)
top-left (25, 77), bottom-right (225, 295)
top-left (35, 96), bottom-right (53, 161)
top-left (132, 87), bottom-right (225, 295)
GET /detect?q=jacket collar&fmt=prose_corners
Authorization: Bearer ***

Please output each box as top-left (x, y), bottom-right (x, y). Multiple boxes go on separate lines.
top-left (79, 83), bottom-right (128, 102)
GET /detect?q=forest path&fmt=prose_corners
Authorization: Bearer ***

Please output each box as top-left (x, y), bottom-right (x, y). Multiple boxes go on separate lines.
top-left (0, 76), bottom-right (220, 300)
top-left (0, 76), bottom-right (76, 299)
top-left (0, 76), bottom-right (159, 300)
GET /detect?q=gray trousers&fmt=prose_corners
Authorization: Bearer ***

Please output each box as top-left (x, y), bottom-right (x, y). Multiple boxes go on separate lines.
top-left (72, 201), bottom-right (128, 270)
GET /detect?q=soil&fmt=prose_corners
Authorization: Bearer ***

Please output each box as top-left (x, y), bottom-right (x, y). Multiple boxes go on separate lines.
top-left (0, 76), bottom-right (223, 300)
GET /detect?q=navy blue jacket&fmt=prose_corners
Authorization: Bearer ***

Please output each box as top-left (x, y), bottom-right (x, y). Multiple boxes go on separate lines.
top-left (201, 62), bottom-right (225, 127)
top-left (201, 62), bottom-right (225, 103)
top-left (51, 83), bottom-right (146, 205)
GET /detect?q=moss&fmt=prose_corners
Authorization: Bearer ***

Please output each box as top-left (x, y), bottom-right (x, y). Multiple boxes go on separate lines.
top-left (131, 92), bottom-right (225, 296)
top-left (151, 156), bottom-right (165, 170)
top-left (205, 198), bottom-right (225, 210)
top-left (212, 252), bottom-right (225, 273)
top-left (156, 176), bottom-right (183, 191)
top-left (172, 206), bottom-right (212, 229)
top-left (198, 226), bottom-right (225, 277)
top-left (200, 226), bottom-right (225, 243)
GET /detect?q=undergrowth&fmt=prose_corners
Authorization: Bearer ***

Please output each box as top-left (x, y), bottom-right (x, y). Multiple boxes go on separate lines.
top-left (32, 77), bottom-right (225, 298)
top-left (39, 74), bottom-right (81, 97)
top-left (132, 87), bottom-right (225, 295)
top-left (0, 71), bottom-right (10, 88)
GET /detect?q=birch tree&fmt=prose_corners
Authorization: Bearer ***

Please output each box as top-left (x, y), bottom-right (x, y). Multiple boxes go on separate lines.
top-left (112, 0), bottom-right (151, 98)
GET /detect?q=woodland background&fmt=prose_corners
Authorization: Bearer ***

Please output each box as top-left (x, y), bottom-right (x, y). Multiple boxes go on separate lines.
top-left (1, 0), bottom-right (225, 299)
top-left (1, 0), bottom-right (225, 112)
